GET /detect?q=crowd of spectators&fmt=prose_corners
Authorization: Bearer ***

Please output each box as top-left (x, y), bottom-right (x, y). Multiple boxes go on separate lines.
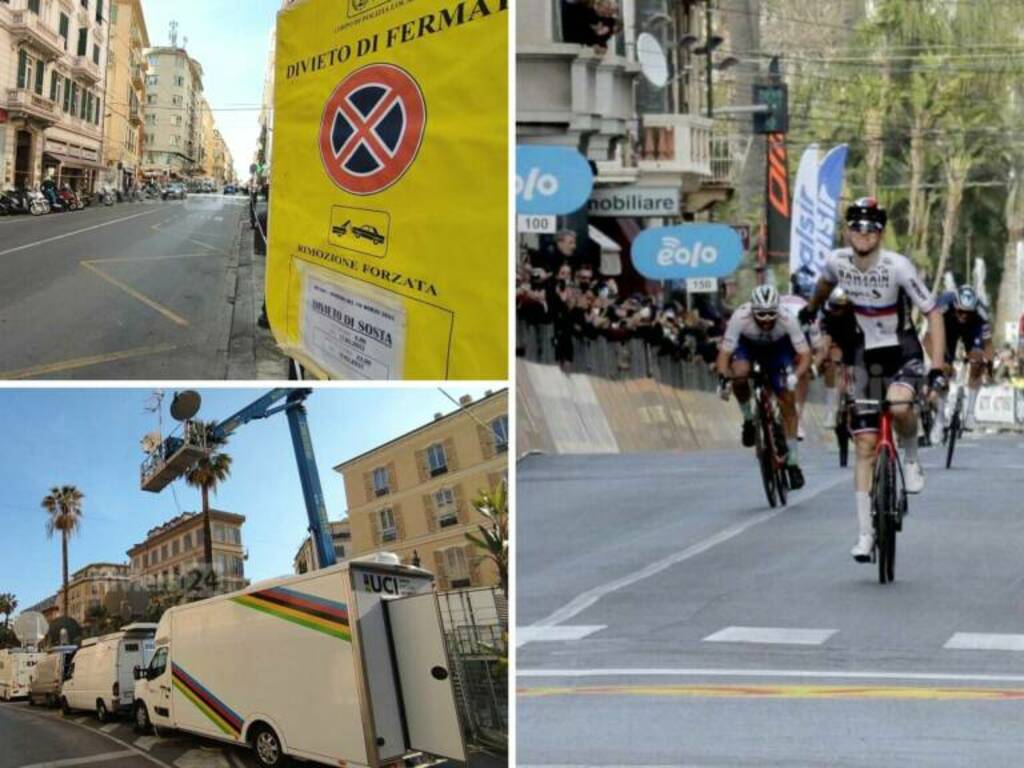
top-left (517, 230), bottom-right (726, 372)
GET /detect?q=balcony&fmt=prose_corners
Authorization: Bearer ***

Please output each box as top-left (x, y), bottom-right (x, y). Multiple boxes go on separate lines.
top-left (70, 56), bottom-right (101, 84)
top-left (636, 113), bottom-right (713, 191)
top-left (4, 89), bottom-right (58, 127)
top-left (0, 8), bottom-right (65, 61)
top-left (129, 107), bottom-right (143, 127)
top-left (132, 67), bottom-right (145, 90)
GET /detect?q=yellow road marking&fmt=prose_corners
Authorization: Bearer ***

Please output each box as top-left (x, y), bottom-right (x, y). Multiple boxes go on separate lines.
top-left (80, 261), bottom-right (189, 327)
top-left (0, 343), bottom-right (180, 379)
top-left (85, 252), bottom-right (210, 264)
top-left (518, 684), bottom-right (1024, 701)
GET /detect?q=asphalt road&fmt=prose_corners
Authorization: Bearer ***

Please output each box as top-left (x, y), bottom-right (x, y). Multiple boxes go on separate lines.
top-left (0, 194), bottom-right (250, 380)
top-left (517, 432), bottom-right (1024, 767)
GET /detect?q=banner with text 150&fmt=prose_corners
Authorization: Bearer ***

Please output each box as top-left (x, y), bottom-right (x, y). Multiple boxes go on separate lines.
top-left (268, 0), bottom-right (508, 380)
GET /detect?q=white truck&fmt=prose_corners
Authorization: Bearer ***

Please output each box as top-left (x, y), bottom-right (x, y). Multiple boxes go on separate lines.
top-left (61, 623), bottom-right (157, 721)
top-left (133, 559), bottom-right (466, 768)
top-left (29, 645), bottom-right (77, 707)
top-left (0, 648), bottom-right (43, 701)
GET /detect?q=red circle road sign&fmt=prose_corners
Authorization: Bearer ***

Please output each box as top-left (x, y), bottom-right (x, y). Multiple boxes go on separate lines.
top-left (318, 64), bottom-right (427, 196)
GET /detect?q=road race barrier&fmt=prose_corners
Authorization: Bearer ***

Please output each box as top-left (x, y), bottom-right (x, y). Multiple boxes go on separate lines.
top-left (972, 383), bottom-right (1024, 429)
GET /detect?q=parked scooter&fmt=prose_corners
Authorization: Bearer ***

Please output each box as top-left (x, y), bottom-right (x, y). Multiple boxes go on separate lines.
top-left (59, 185), bottom-right (84, 211)
top-left (1, 188), bottom-right (33, 215)
top-left (40, 180), bottom-right (68, 213)
top-left (28, 188), bottom-right (50, 216)
top-left (99, 185), bottom-right (115, 206)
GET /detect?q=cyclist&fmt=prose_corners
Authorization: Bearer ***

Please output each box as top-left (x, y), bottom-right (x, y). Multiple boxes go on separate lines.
top-left (925, 285), bottom-right (993, 437)
top-left (819, 286), bottom-right (859, 427)
top-left (717, 284), bottom-right (813, 490)
top-left (783, 268), bottom-right (825, 440)
top-left (800, 198), bottom-right (946, 561)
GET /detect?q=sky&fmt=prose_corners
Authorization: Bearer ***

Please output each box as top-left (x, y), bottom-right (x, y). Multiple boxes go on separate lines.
top-left (141, 0), bottom-right (282, 181)
top-left (0, 385), bottom-right (495, 612)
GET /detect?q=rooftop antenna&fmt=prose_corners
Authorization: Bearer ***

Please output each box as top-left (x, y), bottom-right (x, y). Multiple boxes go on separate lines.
top-left (144, 390), bottom-right (165, 440)
top-left (169, 20), bottom-right (178, 48)
top-left (183, 35), bottom-right (189, 51)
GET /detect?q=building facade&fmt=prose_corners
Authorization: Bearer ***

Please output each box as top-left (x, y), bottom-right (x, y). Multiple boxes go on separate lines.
top-left (336, 390), bottom-right (508, 591)
top-left (54, 562), bottom-right (131, 626)
top-left (140, 45), bottom-right (202, 181)
top-left (126, 510), bottom-right (247, 595)
top-left (1, 0), bottom-right (111, 193)
top-left (293, 519), bottom-right (351, 574)
top-left (101, 0), bottom-right (148, 193)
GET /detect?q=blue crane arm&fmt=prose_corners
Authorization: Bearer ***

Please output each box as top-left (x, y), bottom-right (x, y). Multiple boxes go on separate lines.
top-left (209, 388), bottom-right (300, 439)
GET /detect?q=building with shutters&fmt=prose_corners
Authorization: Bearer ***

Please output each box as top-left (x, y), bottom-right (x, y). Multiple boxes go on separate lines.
top-left (335, 389), bottom-right (508, 591)
top-left (101, 0), bottom-right (149, 193)
top-left (52, 562), bottom-right (131, 626)
top-left (293, 519), bottom-right (351, 574)
top-left (140, 44), bottom-right (203, 181)
top-left (0, 0), bottom-right (111, 192)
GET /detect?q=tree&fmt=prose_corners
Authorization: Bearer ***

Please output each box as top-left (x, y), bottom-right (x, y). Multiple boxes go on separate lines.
top-left (84, 604), bottom-right (112, 638)
top-left (466, 483), bottom-right (508, 597)
top-left (0, 593), bottom-right (16, 629)
top-left (184, 421), bottom-right (233, 572)
top-left (41, 486), bottom-right (85, 619)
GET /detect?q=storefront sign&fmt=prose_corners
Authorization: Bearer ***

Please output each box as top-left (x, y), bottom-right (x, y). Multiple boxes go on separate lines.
top-left (587, 185), bottom-right (679, 217)
top-left (632, 224), bottom-right (743, 280)
top-left (267, 0), bottom-right (508, 380)
top-left (516, 145), bottom-right (592, 215)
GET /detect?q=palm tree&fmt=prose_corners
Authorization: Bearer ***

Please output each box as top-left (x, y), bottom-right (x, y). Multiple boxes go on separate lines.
top-left (184, 421), bottom-right (233, 572)
top-left (466, 482), bottom-right (508, 597)
top-left (41, 486), bottom-right (85, 618)
top-left (0, 593), bottom-right (16, 629)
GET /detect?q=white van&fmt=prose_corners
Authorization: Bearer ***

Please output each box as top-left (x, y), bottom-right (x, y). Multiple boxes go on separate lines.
top-left (133, 560), bottom-right (466, 768)
top-left (0, 648), bottom-right (43, 701)
top-left (29, 645), bottom-right (77, 707)
top-left (61, 623), bottom-right (156, 721)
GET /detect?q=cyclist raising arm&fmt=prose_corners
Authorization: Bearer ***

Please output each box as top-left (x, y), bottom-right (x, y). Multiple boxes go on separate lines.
top-left (717, 285), bottom-right (813, 489)
top-left (800, 198), bottom-right (946, 561)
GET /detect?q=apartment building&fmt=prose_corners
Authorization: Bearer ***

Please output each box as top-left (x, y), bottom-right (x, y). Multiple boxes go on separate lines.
top-left (126, 510), bottom-right (247, 595)
top-left (53, 562), bottom-right (131, 626)
top-left (336, 390), bottom-right (508, 591)
top-left (293, 519), bottom-right (351, 574)
top-left (140, 44), bottom-right (202, 181)
top-left (198, 95), bottom-right (213, 177)
top-left (0, 0), bottom-right (110, 192)
top-left (101, 0), bottom-right (147, 193)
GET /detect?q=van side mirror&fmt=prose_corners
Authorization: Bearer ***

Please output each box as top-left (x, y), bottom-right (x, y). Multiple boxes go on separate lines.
top-left (133, 665), bottom-right (143, 681)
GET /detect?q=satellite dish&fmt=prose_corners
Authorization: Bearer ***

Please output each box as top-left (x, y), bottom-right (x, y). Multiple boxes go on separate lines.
top-left (14, 611), bottom-right (48, 646)
top-left (637, 33), bottom-right (669, 88)
top-left (170, 390), bottom-right (201, 421)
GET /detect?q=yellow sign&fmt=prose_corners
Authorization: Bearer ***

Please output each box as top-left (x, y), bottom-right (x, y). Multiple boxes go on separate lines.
top-left (268, 0), bottom-right (508, 380)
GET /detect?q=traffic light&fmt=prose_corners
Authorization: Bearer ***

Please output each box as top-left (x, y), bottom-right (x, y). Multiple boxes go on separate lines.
top-left (753, 83), bottom-right (788, 134)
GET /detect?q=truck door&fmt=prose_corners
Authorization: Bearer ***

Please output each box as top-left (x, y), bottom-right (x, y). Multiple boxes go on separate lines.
top-left (384, 593), bottom-right (466, 763)
top-left (142, 646), bottom-right (173, 728)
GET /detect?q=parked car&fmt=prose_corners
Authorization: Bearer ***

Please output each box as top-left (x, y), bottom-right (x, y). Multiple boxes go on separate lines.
top-left (29, 646), bottom-right (77, 707)
top-left (162, 184), bottom-right (187, 200)
top-left (61, 623), bottom-right (156, 721)
top-left (223, 184), bottom-right (237, 195)
top-left (0, 648), bottom-right (43, 701)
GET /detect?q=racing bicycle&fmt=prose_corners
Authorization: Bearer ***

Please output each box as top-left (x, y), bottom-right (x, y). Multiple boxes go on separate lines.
top-left (751, 363), bottom-right (790, 508)
top-left (944, 380), bottom-right (966, 469)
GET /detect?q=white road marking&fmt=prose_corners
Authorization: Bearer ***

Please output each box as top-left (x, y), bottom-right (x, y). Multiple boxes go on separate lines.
top-left (133, 736), bottom-right (161, 751)
top-left (99, 722), bottom-right (120, 733)
top-left (517, 625), bottom-right (607, 647)
top-left (944, 633), bottom-right (1024, 652)
top-left (172, 749), bottom-right (232, 768)
top-left (528, 474), bottom-right (849, 629)
top-left (518, 667), bottom-right (1024, 684)
top-left (16, 750), bottom-right (136, 768)
top-left (703, 626), bottom-right (837, 646)
top-left (0, 209), bottom-right (162, 257)
top-left (73, 717), bottom-right (90, 724)
top-left (214, 216), bottom-right (224, 221)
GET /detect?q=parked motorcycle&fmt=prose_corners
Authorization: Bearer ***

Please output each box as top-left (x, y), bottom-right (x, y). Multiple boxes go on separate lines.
top-left (59, 186), bottom-right (84, 211)
top-left (28, 189), bottom-right (50, 216)
top-left (1, 188), bottom-right (33, 215)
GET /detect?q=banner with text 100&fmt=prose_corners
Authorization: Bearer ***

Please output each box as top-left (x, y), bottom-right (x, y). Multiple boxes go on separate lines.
top-left (268, 0), bottom-right (508, 380)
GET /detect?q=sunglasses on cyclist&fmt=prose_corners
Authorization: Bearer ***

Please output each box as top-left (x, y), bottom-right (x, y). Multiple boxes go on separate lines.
top-left (753, 311), bottom-right (778, 322)
top-left (848, 219), bottom-right (884, 234)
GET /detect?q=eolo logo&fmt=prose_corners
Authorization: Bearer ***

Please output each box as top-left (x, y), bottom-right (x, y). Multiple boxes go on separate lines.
top-left (319, 64), bottom-right (427, 196)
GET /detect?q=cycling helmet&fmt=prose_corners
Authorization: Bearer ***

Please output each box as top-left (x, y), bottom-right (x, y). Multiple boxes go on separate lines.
top-left (953, 285), bottom-right (979, 312)
top-left (750, 284), bottom-right (780, 316)
top-left (829, 286), bottom-right (850, 306)
top-left (790, 267), bottom-right (816, 300)
top-left (845, 196), bottom-right (887, 232)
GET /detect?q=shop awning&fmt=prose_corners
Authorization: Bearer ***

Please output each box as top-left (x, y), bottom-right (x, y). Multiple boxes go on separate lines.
top-left (43, 152), bottom-right (106, 170)
top-left (588, 224), bottom-right (622, 277)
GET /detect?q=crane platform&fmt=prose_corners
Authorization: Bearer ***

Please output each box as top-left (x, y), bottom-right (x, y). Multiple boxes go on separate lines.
top-left (140, 425), bottom-right (208, 492)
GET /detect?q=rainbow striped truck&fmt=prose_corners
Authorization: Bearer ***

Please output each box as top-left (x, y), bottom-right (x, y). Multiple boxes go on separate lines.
top-left (132, 558), bottom-right (466, 768)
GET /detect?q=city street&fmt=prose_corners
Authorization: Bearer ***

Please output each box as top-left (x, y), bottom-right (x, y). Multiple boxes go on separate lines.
top-left (517, 434), bottom-right (1024, 767)
top-left (0, 194), bottom-right (259, 379)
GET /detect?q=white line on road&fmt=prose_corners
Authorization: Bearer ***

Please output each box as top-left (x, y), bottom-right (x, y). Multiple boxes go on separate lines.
top-left (72, 717), bottom-right (90, 724)
top-left (133, 736), bottom-right (161, 752)
top-left (0, 209), bottom-right (162, 257)
top-left (517, 626), bottom-right (607, 647)
top-left (944, 633), bottom-right (1024, 652)
top-left (16, 750), bottom-right (136, 768)
top-left (99, 722), bottom-right (120, 733)
top-left (703, 626), bottom-right (837, 646)
top-left (517, 667), bottom-right (1024, 684)
top-left (527, 474), bottom-right (849, 629)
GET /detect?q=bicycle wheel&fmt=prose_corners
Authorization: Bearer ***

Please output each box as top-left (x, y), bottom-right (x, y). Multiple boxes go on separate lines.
top-left (946, 409), bottom-right (960, 469)
top-left (772, 420), bottom-right (788, 506)
top-left (756, 419), bottom-right (778, 508)
top-left (872, 447), bottom-right (897, 584)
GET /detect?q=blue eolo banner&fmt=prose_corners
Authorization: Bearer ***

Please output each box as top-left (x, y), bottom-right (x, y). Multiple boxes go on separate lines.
top-left (516, 145), bottom-right (593, 215)
top-left (632, 224), bottom-right (743, 280)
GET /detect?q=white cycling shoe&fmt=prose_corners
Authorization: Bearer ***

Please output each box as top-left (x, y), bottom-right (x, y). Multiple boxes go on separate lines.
top-left (904, 460), bottom-right (925, 494)
top-left (851, 533), bottom-right (874, 562)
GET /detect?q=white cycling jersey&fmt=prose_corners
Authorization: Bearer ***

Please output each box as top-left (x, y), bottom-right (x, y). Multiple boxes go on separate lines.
top-left (721, 303), bottom-right (809, 354)
top-left (820, 247), bottom-right (935, 350)
top-left (780, 294), bottom-right (824, 348)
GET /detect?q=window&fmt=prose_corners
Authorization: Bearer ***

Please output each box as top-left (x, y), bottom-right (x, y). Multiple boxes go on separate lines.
top-left (148, 56), bottom-right (158, 68)
top-left (176, 76), bottom-right (185, 87)
top-left (146, 94), bottom-right (156, 105)
top-left (95, 0), bottom-right (103, 23)
top-left (491, 415), bottom-right (508, 452)
top-left (17, 51), bottom-right (31, 90)
top-left (34, 59), bottom-right (44, 96)
top-left (50, 71), bottom-right (59, 102)
top-left (427, 443), bottom-right (448, 476)
top-left (213, 523), bottom-right (227, 543)
top-left (379, 508), bottom-right (396, 542)
top-left (59, 14), bottom-right (70, 50)
top-left (183, 531), bottom-right (192, 550)
top-left (444, 547), bottom-right (470, 587)
top-left (434, 488), bottom-right (458, 527)
top-left (93, 44), bottom-right (100, 66)
top-left (172, 95), bottom-right (183, 105)
top-left (142, 552), bottom-right (148, 568)
top-left (171, 539), bottom-right (180, 556)
top-left (372, 466), bottom-right (390, 496)
top-left (28, 0), bottom-right (40, 13)
top-left (146, 75), bottom-right (158, 86)
top-left (160, 543), bottom-right (168, 560)
top-left (77, 29), bottom-right (87, 57)
top-left (148, 647), bottom-right (167, 678)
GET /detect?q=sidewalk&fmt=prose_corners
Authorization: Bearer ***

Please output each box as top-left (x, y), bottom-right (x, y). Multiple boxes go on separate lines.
top-left (435, 747), bottom-right (508, 767)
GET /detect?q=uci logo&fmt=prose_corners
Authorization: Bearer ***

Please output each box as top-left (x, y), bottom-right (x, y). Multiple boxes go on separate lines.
top-left (656, 237), bottom-right (718, 268)
top-left (362, 573), bottom-right (401, 595)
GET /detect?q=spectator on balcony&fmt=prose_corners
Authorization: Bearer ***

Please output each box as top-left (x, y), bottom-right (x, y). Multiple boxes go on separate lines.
top-left (561, 0), bottom-right (621, 54)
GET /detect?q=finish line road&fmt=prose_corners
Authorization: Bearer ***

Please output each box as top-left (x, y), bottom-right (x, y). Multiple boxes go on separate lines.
top-left (517, 434), bottom-right (1024, 767)
top-left (0, 195), bottom-right (250, 380)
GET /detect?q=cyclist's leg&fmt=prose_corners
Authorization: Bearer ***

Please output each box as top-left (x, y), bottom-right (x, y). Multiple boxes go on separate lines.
top-left (889, 344), bottom-right (925, 491)
top-left (965, 346), bottom-right (985, 427)
top-left (851, 413), bottom-right (879, 560)
top-left (729, 346), bottom-right (756, 446)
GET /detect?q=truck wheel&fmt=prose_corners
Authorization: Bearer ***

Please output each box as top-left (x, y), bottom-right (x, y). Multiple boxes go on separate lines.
top-left (134, 702), bottom-right (151, 734)
top-left (61, 697), bottom-right (71, 716)
top-left (251, 724), bottom-right (285, 767)
top-left (96, 700), bottom-right (108, 723)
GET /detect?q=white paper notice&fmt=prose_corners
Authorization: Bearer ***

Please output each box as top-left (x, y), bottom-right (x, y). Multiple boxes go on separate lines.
top-left (301, 275), bottom-right (406, 379)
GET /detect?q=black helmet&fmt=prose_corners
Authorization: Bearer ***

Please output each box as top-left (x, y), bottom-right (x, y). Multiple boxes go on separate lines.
top-left (845, 197), bottom-right (887, 231)
top-left (954, 285), bottom-right (979, 312)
